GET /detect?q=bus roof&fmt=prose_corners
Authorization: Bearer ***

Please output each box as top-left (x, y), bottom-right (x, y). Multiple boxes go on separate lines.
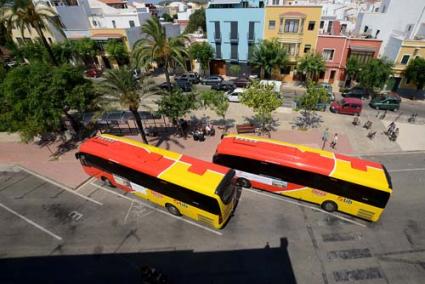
top-left (217, 134), bottom-right (391, 192)
top-left (79, 134), bottom-right (231, 197)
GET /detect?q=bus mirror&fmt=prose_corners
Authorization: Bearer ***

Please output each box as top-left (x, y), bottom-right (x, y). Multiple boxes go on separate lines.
top-left (75, 153), bottom-right (80, 160)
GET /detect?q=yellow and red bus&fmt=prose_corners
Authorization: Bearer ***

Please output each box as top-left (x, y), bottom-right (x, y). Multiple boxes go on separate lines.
top-left (76, 134), bottom-right (238, 229)
top-left (213, 134), bottom-right (392, 222)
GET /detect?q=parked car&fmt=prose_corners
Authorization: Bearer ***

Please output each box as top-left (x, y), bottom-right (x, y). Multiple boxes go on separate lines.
top-left (318, 82), bottom-right (335, 101)
top-left (369, 93), bottom-right (401, 111)
top-left (84, 68), bottom-right (102, 78)
top-left (175, 79), bottom-right (192, 92)
top-left (175, 72), bottom-right (200, 84)
top-left (159, 82), bottom-right (176, 90)
top-left (232, 76), bottom-right (251, 88)
top-left (211, 81), bottom-right (236, 92)
top-left (225, 88), bottom-right (245, 103)
top-left (330, 98), bottom-right (362, 115)
top-left (201, 75), bottom-right (223, 85)
top-left (342, 86), bottom-right (370, 99)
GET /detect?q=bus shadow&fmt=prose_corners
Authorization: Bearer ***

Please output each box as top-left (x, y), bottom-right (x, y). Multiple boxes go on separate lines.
top-left (0, 238), bottom-right (296, 284)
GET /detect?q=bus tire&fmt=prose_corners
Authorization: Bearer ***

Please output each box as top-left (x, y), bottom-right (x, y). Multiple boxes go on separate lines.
top-left (165, 204), bottom-right (182, 216)
top-left (237, 178), bottom-right (251, 188)
top-left (101, 176), bottom-right (115, 187)
top-left (321, 201), bottom-right (338, 212)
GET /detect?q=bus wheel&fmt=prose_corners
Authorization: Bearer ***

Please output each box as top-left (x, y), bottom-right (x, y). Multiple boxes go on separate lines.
top-left (237, 178), bottom-right (251, 188)
top-left (101, 176), bottom-right (114, 187)
top-left (321, 201), bottom-right (338, 212)
top-left (165, 204), bottom-right (182, 216)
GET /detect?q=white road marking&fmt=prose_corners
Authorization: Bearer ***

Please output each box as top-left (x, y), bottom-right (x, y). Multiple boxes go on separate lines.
top-left (244, 188), bottom-right (367, 228)
top-left (90, 183), bottom-right (223, 236)
top-left (16, 166), bottom-right (103, 206)
top-left (124, 200), bottom-right (134, 224)
top-left (0, 202), bottom-right (63, 241)
top-left (388, 168), bottom-right (425, 173)
top-left (75, 177), bottom-right (95, 192)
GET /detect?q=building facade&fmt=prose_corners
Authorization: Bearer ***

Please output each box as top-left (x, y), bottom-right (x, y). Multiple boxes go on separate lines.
top-left (206, 0), bottom-right (265, 75)
top-left (263, 4), bottom-right (321, 81)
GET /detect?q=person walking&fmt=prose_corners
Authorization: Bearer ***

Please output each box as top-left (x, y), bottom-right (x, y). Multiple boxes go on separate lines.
top-left (321, 128), bottom-right (329, 150)
top-left (330, 133), bottom-right (338, 149)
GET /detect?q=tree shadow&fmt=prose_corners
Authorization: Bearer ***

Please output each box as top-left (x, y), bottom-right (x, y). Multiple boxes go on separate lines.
top-left (290, 111), bottom-right (324, 130)
top-left (0, 238), bottom-right (296, 284)
top-left (241, 116), bottom-right (281, 137)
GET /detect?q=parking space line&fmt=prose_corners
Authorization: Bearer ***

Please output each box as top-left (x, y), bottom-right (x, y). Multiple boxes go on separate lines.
top-left (388, 168), bottom-right (425, 173)
top-left (0, 202), bottom-right (63, 241)
top-left (75, 177), bottom-right (95, 192)
top-left (124, 200), bottom-right (134, 224)
top-left (17, 166), bottom-right (103, 206)
top-left (244, 188), bottom-right (367, 228)
top-left (90, 183), bottom-right (223, 236)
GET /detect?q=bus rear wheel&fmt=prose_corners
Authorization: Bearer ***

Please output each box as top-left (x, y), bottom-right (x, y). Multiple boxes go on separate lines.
top-left (165, 204), bottom-right (182, 216)
top-left (321, 201), bottom-right (338, 212)
top-left (101, 176), bottom-right (115, 187)
top-left (237, 178), bottom-right (251, 188)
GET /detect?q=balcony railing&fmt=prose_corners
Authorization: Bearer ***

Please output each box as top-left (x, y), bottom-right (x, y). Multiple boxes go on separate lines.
top-left (247, 32), bottom-right (255, 43)
top-left (229, 33), bottom-right (239, 43)
top-left (214, 32), bottom-right (221, 42)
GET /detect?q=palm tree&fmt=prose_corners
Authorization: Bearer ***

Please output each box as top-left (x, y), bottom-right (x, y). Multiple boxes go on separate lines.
top-left (298, 52), bottom-right (326, 82)
top-left (105, 39), bottom-right (129, 67)
top-left (250, 38), bottom-right (288, 79)
top-left (132, 17), bottom-right (189, 86)
top-left (96, 67), bottom-right (160, 144)
top-left (1, 0), bottom-right (64, 66)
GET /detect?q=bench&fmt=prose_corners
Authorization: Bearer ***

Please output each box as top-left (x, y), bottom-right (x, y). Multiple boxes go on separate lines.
top-left (236, 124), bottom-right (256, 134)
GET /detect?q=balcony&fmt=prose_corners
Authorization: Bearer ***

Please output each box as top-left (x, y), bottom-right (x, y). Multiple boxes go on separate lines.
top-left (247, 32), bottom-right (255, 43)
top-left (214, 32), bottom-right (221, 42)
top-left (229, 33), bottom-right (239, 43)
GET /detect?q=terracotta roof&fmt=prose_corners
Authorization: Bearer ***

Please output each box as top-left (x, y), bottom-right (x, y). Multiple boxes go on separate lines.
top-left (280, 11), bottom-right (306, 17)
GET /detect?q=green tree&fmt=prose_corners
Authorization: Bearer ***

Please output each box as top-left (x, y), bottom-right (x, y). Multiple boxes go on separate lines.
top-left (250, 38), bottom-right (288, 79)
top-left (404, 57), bottom-right (425, 91)
top-left (184, 8), bottom-right (206, 34)
top-left (0, 63), bottom-right (95, 141)
top-left (240, 80), bottom-right (282, 131)
top-left (96, 68), bottom-right (159, 144)
top-left (189, 42), bottom-right (213, 75)
top-left (105, 39), bottom-right (129, 66)
top-left (72, 38), bottom-right (100, 66)
top-left (298, 52), bottom-right (325, 82)
top-left (199, 89), bottom-right (229, 129)
top-left (12, 40), bottom-right (46, 63)
top-left (1, 0), bottom-right (64, 66)
top-left (132, 17), bottom-right (189, 86)
top-left (162, 13), bottom-right (174, 22)
top-left (296, 81), bottom-right (329, 128)
top-left (157, 89), bottom-right (197, 128)
top-left (345, 57), bottom-right (362, 87)
top-left (0, 63), bottom-right (5, 83)
top-left (51, 40), bottom-right (74, 65)
top-left (228, 64), bottom-right (241, 76)
top-left (358, 58), bottom-right (393, 94)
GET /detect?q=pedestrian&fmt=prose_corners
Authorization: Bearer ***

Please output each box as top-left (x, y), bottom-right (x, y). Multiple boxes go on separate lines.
top-left (321, 128), bottom-right (329, 149)
top-left (330, 133), bottom-right (338, 149)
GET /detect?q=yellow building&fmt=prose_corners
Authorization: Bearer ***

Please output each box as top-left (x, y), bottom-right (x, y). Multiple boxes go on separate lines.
top-left (10, 24), bottom-right (65, 46)
top-left (392, 39), bottom-right (425, 90)
top-left (263, 5), bottom-right (322, 81)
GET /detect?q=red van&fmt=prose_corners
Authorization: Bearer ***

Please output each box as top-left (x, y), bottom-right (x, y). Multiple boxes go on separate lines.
top-left (330, 97), bottom-right (362, 115)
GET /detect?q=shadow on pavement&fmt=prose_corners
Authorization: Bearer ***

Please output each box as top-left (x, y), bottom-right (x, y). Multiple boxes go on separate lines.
top-left (0, 238), bottom-right (296, 284)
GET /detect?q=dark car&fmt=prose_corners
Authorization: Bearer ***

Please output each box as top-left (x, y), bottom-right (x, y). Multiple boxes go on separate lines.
top-left (211, 81), bottom-right (236, 92)
top-left (369, 93), bottom-right (401, 111)
top-left (201, 75), bottom-right (224, 85)
top-left (342, 86), bottom-right (370, 99)
top-left (159, 82), bottom-right (176, 90)
top-left (232, 76), bottom-right (251, 88)
top-left (175, 72), bottom-right (200, 84)
top-left (175, 79), bottom-right (192, 92)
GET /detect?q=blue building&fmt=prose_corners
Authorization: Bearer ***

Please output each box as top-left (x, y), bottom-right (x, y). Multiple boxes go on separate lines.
top-left (206, 0), bottom-right (265, 75)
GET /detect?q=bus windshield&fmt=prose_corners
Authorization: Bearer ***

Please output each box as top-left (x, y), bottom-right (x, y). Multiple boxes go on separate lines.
top-left (216, 170), bottom-right (236, 204)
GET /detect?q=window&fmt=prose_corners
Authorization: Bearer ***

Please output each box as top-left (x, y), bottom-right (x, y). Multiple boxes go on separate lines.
top-left (48, 37), bottom-right (53, 44)
top-left (268, 20), bottom-right (276, 30)
top-left (322, 49), bottom-right (334, 61)
top-left (364, 25), bottom-right (368, 33)
top-left (230, 44), bottom-right (238, 60)
top-left (284, 19), bottom-right (300, 33)
top-left (272, 0), bottom-right (279, 4)
top-left (320, 21), bottom-right (324, 29)
top-left (303, 44), bottom-right (311, 53)
top-left (15, 37), bottom-right (24, 45)
top-left (281, 65), bottom-right (291, 75)
top-left (282, 43), bottom-right (298, 56)
top-left (400, 55), bottom-right (410, 65)
top-left (215, 43), bottom-right (221, 58)
top-left (129, 20), bottom-right (135, 28)
top-left (112, 20), bottom-right (116, 28)
top-left (92, 20), bottom-right (97, 27)
top-left (308, 21), bottom-right (315, 31)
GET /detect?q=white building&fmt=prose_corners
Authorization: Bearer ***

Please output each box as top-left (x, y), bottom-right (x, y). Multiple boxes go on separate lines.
top-left (354, 0), bottom-right (425, 56)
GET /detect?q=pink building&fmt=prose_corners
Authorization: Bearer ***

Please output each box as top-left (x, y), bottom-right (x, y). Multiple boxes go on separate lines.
top-left (316, 35), bottom-right (382, 87)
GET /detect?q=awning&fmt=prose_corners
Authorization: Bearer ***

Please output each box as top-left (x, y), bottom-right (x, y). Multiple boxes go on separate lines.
top-left (91, 34), bottom-right (124, 40)
top-left (209, 0), bottom-right (241, 4)
top-left (349, 45), bottom-right (377, 52)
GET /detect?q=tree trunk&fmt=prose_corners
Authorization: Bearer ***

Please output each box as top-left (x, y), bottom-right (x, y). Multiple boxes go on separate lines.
top-left (260, 67), bottom-right (265, 80)
top-left (130, 108), bottom-right (148, 144)
top-left (35, 24), bottom-right (58, 66)
top-left (63, 110), bottom-right (80, 137)
top-left (164, 59), bottom-right (171, 86)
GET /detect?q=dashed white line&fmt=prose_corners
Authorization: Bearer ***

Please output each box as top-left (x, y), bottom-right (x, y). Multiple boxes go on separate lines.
top-left (90, 183), bottom-right (223, 236)
top-left (388, 168), bottom-right (425, 173)
top-left (0, 202), bottom-right (63, 241)
top-left (243, 188), bottom-right (367, 228)
top-left (16, 166), bottom-right (103, 206)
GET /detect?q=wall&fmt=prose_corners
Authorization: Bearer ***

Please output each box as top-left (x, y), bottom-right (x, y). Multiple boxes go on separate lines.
top-left (56, 5), bottom-right (91, 30)
top-left (316, 35), bottom-right (346, 83)
top-left (206, 8), bottom-right (264, 62)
